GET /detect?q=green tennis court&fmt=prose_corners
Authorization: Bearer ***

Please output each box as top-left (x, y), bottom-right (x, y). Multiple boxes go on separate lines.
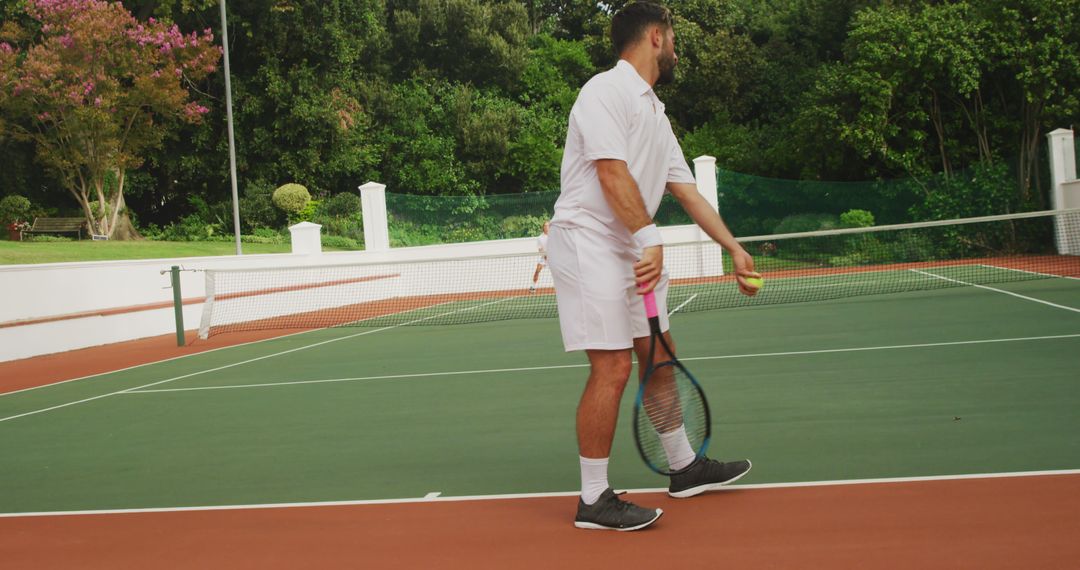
top-left (2, 272), bottom-right (1078, 516)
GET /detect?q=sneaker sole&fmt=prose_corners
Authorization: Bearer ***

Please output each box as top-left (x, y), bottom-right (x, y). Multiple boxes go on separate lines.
top-left (574, 508), bottom-right (663, 531)
top-left (668, 459), bottom-right (753, 499)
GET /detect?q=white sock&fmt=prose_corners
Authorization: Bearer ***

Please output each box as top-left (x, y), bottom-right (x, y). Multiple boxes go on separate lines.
top-left (579, 456), bottom-right (609, 505)
top-left (659, 425), bottom-right (696, 471)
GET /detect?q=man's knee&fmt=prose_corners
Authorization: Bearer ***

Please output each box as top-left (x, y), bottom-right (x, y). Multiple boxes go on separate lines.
top-left (587, 350), bottom-right (633, 384)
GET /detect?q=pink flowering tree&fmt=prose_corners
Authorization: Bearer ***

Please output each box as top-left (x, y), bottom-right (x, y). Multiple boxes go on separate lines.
top-left (0, 0), bottom-right (219, 239)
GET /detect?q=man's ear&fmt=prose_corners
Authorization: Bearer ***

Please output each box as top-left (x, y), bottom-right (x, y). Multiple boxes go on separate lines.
top-left (648, 24), bottom-right (664, 49)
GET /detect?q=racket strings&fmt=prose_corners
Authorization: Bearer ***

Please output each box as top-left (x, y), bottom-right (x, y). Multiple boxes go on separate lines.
top-left (635, 362), bottom-right (709, 473)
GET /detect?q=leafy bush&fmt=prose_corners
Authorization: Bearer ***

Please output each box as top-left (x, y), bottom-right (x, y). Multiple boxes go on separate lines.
top-left (389, 218), bottom-right (444, 247)
top-left (500, 214), bottom-right (547, 238)
top-left (315, 215), bottom-right (364, 242)
top-left (908, 163), bottom-right (1019, 221)
top-left (323, 192), bottom-right (362, 217)
top-left (203, 233), bottom-right (287, 244)
top-left (272, 183), bottom-right (312, 215)
top-left (156, 214), bottom-right (218, 241)
top-left (445, 215), bottom-right (501, 242)
top-left (23, 234), bottom-right (72, 242)
top-left (0, 195), bottom-right (32, 223)
top-left (773, 213), bottom-right (840, 234)
top-left (240, 180), bottom-right (284, 231)
top-left (840, 209), bottom-right (875, 228)
top-left (251, 227), bottom-right (285, 240)
top-left (289, 199), bottom-right (320, 224)
top-left (322, 235), bottom-right (361, 250)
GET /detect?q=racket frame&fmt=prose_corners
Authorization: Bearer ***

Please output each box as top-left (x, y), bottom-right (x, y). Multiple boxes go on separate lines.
top-left (631, 290), bottom-right (713, 476)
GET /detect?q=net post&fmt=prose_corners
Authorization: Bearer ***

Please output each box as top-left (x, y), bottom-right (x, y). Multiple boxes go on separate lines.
top-left (170, 265), bottom-right (185, 347)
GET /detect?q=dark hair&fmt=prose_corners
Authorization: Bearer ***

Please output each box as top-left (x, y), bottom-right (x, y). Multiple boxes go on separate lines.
top-left (611, 2), bottom-right (673, 55)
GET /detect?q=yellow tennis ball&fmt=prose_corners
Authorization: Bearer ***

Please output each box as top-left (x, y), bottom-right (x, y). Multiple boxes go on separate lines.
top-left (744, 276), bottom-right (764, 289)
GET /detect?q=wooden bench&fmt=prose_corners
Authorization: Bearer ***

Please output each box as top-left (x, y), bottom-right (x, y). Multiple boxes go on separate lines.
top-left (23, 217), bottom-right (86, 240)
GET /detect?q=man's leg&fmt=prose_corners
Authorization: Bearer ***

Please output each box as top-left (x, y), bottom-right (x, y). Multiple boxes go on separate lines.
top-left (545, 224), bottom-right (661, 529)
top-left (573, 348), bottom-right (662, 531)
top-left (633, 334), bottom-right (697, 472)
top-left (578, 349), bottom-right (633, 461)
top-left (633, 334), bottom-right (753, 498)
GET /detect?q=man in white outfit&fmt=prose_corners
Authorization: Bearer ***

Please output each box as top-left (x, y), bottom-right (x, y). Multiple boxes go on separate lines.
top-left (546, 1), bottom-right (761, 531)
top-left (529, 221), bottom-right (550, 293)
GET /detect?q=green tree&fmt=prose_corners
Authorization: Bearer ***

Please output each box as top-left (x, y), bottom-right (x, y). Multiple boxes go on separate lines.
top-left (0, 0), bottom-right (219, 239)
top-left (388, 0), bottom-right (530, 89)
top-left (791, 0), bottom-right (1080, 208)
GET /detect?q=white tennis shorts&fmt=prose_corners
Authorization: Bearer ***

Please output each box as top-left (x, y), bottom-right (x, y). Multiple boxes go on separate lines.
top-left (547, 224), bottom-right (670, 351)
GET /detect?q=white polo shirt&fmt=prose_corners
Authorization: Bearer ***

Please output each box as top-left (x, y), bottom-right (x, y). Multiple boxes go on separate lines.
top-left (552, 59), bottom-right (695, 246)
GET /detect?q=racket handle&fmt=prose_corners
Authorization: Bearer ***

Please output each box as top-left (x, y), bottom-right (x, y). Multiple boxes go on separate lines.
top-left (642, 289), bottom-right (659, 318)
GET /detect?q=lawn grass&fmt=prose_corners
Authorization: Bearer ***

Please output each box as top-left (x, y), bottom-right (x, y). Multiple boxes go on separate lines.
top-left (0, 239), bottom-right (348, 265)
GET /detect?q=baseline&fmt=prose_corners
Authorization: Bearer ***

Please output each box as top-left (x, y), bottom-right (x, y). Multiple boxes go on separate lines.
top-left (3, 468), bottom-right (1077, 518)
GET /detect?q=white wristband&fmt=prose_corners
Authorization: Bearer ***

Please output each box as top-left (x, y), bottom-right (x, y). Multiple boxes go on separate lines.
top-left (632, 224), bottom-right (663, 249)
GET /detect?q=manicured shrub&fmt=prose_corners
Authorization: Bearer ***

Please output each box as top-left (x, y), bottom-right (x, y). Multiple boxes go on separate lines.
top-left (272, 183), bottom-right (312, 215)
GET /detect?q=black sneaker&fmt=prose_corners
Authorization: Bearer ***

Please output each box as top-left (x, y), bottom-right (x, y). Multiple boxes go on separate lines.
top-left (668, 458), bottom-right (752, 498)
top-left (574, 488), bottom-right (663, 531)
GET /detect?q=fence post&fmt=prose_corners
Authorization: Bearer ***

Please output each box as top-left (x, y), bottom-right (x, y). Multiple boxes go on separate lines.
top-left (692, 155), bottom-right (720, 213)
top-left (692, 155), bottom-right (724, 277)
top-left (1046, 128), bottom-right (1079, 255)
top-left (359, 181), bottom-right (390, 251)
top-left (289, 221), bottom-right (323, 255)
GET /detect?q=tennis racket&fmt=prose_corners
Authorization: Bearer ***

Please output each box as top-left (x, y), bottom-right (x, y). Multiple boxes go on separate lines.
top-left (632, 289), bottom-right (711, 476)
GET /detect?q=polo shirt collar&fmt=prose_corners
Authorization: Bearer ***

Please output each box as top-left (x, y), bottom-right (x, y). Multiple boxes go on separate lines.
top-left (616, 59), bottom-right (654, 96)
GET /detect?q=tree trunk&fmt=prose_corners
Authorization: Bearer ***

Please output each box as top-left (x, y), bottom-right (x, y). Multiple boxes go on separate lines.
top-left (111, 212), bottom-right (143, 240)
top-left (1017, 98), bottom-right (1044, 209)
top-left (106, 168), bottom-right (126, 239)
top-left (930, 90), bottom-right (951, 177)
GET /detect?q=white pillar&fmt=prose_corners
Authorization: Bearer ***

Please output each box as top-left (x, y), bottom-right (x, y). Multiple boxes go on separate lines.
top-left (692, 155), bottom-right (724, 277)
top-left (289, 221), bottom-right (322, 255)
top-left (359, 181), bottom-right (390, 251)
top-left (692, 155), bottom-right (720, 213)
top-left (1046, 128), bottom-right (1080, 255)
top-left (1048, 128), bottom-right (1077, 208)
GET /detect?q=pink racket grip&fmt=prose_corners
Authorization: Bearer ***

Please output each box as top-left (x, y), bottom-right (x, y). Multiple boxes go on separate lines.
top-left (640, 287), bottom-right (659, 318)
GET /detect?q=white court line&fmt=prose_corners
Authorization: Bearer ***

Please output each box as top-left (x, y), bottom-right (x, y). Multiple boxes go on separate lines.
top-left (911, 269), bottom-right (1080, 314)
top-left (124, 362), bottom-right (593, 393)
top-left (977, 263), bottom-right (1080, 282)
top-left (668, 293), bottom-right (698, 315)
top-left (680, 333), bottom-right (1080, 363)
top-left (3, 468), bottom-right (1077, 518)
top-left (424, 492), bottom-right (441, 499)
top-left (0, 298), bottom-right (515, 424)
top-left (0, 298), bottom-right (471, 399)
top-left (122, 333), bottom-right (1080, 394)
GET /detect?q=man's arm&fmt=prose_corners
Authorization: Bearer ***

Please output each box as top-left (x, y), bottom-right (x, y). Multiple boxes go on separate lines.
top-left (595, 159), bottom-right (663, 292)
top-left (668, 181), bottom-right (761, 296)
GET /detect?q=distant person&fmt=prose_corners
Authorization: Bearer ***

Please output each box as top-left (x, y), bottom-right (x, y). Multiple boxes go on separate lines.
top-left (529, 221), bottom-right (551, 293)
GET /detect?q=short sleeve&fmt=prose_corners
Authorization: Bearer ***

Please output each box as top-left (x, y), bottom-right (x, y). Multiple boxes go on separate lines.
top-left (666, 137), bottom-right (696, 184)
top-left (573, 81), bottom-right (630, 162)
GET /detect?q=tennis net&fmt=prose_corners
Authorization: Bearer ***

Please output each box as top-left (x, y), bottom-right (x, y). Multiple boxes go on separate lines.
top-left (197, 208), bottom-right (1080, 339)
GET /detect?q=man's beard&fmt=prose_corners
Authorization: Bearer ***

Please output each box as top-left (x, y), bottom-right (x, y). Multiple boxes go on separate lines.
top-left (656, 51), bottom-right (676, 86)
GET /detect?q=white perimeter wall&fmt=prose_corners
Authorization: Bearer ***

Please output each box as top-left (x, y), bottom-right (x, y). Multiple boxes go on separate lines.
top-left (0, 224), bottom-right (709, 362)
